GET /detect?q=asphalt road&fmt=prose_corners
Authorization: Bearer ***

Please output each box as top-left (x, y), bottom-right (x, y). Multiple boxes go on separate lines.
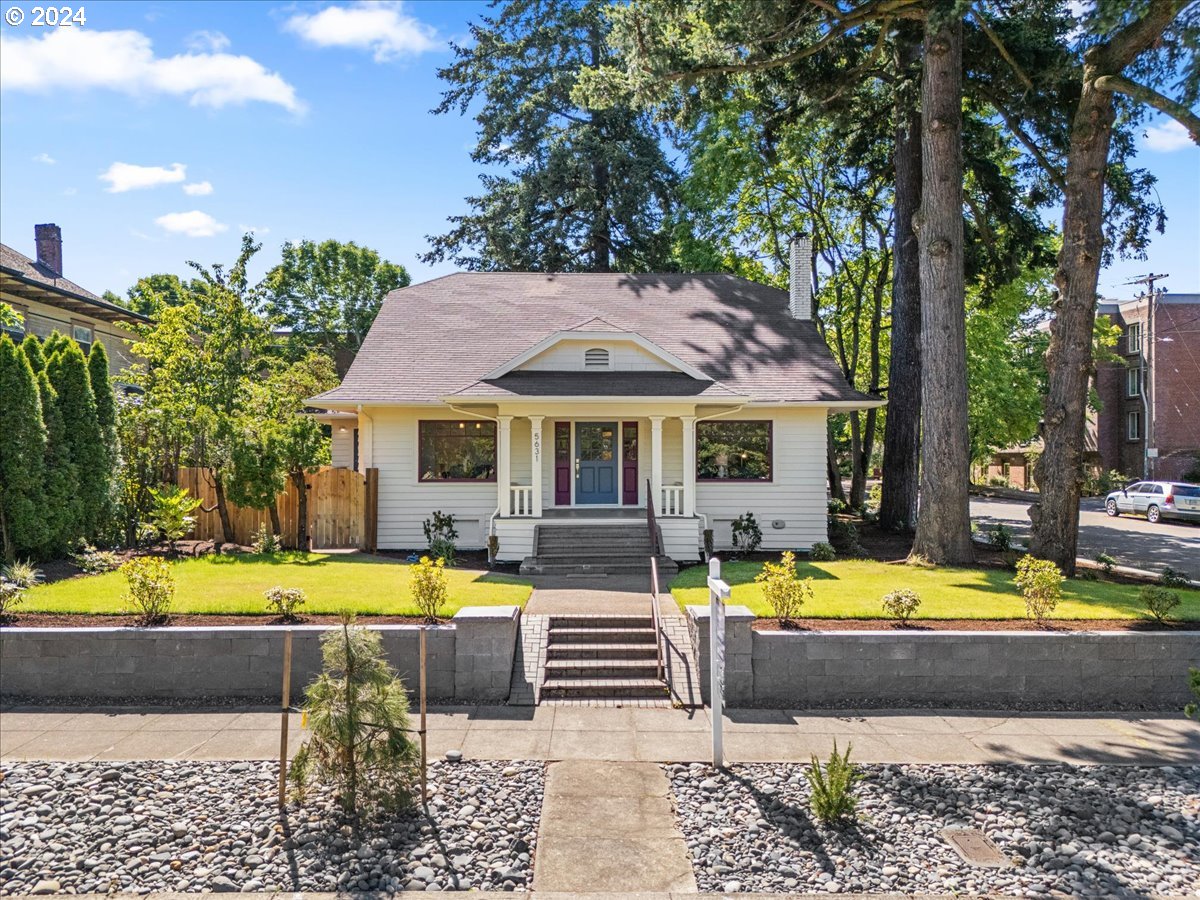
top-left (970, 496), bottom-right (1200, 576)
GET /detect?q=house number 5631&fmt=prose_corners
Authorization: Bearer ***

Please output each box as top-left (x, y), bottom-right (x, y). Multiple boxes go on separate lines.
top-left (533, 432), bottom-right (541, 463)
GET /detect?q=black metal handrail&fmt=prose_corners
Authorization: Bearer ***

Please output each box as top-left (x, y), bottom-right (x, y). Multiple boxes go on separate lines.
top-left (646, 478), bottom-right (665, 682)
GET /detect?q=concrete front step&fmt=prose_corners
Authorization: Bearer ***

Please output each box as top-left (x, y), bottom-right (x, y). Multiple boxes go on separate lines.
top-left (519, 557), bottom-right (679, 578)
top-left (546, 642), bottom-right (659, 660)
top-left (540, 677), bottom-right (671, 700)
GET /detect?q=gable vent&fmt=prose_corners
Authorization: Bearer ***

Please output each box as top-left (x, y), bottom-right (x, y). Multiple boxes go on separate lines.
top-left (584, 347), bottom-right (610, 369)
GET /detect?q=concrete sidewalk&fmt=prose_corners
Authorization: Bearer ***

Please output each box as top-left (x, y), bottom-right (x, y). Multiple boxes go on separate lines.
top-left (3, 705), bottom-right (1197, 765)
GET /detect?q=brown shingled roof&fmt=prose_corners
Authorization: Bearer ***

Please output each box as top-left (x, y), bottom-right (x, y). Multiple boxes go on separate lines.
top-left (311, 272), bottom-right (879, 406)
top-left (0, 242), bottom-right (150, 326)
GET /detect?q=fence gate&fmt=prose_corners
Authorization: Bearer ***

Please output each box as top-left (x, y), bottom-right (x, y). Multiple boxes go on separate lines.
top-left (179, 466), bottom-right (376, 551)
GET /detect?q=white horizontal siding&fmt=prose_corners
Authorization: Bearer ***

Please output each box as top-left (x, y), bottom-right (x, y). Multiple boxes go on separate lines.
top-left (696, 407), bottom-right (827, 551)
top-left (521, 339), bottom-right (673, 372)
top-left (661, 518), bottom-right (701, 560)
top-left (330, 427), bottom-right (355, 469)
top-left (370, 408), bottom-right (496, 550)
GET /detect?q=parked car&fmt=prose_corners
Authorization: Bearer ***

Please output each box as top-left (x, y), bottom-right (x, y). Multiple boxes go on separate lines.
top-left (1104, 481), bottom-right (1200, 523)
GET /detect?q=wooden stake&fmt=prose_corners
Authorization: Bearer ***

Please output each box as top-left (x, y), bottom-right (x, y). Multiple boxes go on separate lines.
top-left (278, 629), bottom-right (293, 806)
top-left (419, 625), bottom-right (428, 804)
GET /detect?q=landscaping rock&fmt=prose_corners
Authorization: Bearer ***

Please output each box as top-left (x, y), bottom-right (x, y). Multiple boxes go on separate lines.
top-left (0, 759), bottom-right (544, 895)
top-left (667, 762), bottom-right (1199, 898)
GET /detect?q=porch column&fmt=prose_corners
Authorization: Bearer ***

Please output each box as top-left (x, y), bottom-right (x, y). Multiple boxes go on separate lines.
top-left (528, 415), bottom-right (544, 517)
top-left (497, 415), bottom-right (512, 516)
top-left (680, 415), bottom-right (696, 517)
top-left (649, 415), bottom-right (664, 512)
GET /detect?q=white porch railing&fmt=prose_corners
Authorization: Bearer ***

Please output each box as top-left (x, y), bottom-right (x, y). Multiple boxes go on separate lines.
top-left (660, 484), bottom-right (685, 517)
top-left (509, 485), bottom-right (535, 517)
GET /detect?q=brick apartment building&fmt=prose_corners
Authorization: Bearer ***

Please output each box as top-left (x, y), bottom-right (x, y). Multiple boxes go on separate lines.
top-left (1095, 292), bottom-right (1200, 482)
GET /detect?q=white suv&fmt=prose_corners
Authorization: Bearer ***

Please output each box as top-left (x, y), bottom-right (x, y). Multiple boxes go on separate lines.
top-left (1104, 481), bottom-right (1200, 524)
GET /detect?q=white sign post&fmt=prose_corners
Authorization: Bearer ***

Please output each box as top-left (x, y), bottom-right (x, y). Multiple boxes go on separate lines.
top-left (707, 556), bottom-right (731, 769)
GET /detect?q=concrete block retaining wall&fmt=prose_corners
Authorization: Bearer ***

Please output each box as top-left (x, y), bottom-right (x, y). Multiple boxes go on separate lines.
top-left (0, 611), bottom-right (519, 702)
top-left (687, 607), bottom-right (1200, 708)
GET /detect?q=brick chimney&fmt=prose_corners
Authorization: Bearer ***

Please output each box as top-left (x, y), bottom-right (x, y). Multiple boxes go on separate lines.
top-left (35, 223), bottom-right (62, 277)
top-left (789, 234), bottom-right (812, 319)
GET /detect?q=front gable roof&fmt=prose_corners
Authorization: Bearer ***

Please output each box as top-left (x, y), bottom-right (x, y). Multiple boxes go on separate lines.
top-left (483, 325), bottom-right (713, 382)
top-left (311, 272), bottom-right (879, 407)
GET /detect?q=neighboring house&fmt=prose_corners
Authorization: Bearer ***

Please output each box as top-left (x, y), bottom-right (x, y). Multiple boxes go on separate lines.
top-left (1095, 292), bottom-right (1200, 482)
top-left (309, 238), bottom-right (882, 563)
top-left (1, 224), bottom-right (149, 384)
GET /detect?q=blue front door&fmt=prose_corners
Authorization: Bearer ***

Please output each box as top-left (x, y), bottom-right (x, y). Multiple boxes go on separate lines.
top-left (575, 422), bottom-right (618, 504)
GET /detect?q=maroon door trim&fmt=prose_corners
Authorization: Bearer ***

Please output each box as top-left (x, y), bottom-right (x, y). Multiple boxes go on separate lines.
top-left (554, 422), bottom-right (570, 505)
top-left (622, 421), bottom-right (639, 505)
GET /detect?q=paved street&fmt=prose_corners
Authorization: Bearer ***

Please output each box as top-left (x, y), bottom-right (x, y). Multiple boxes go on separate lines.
top-left (3, 705), bottom-right (1197, 766)
top-left (971, 495), bottom-right (1200, 575)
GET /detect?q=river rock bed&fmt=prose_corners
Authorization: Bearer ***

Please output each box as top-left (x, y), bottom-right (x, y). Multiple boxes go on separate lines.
top-left (667, 762), bottom-right (1199, 897)
top-left (1, 759), bottom-right (544, 894)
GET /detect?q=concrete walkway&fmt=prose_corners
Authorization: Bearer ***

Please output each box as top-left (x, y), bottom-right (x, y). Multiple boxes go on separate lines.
top-left (534, 760), bottom-right (696, 892)
top-left (3, 705), bottom-right (1197, 765)
top-left (524, 574), bottom-right (680, 616)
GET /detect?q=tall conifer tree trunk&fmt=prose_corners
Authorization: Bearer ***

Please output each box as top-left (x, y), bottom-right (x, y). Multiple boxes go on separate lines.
top-left (911, 13), bottom-right (973, 565)
top-left (1030, 0), bottom-right (1189, 575)
top-left (878, 22), bottom-right (924, 533)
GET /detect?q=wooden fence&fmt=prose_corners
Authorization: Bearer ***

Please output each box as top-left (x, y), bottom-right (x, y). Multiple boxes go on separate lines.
top-left (178, 466), bottom-right (378, 550)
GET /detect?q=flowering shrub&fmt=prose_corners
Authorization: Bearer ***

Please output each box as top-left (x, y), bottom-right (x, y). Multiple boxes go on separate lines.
top-left (121, 556), bottom-right (175, 625)
top-left (411, 555), bottom-right (448, 623)
top-left (881, 588), bottom-right (922, 623)
top-left (265, 586), bottom-right (307, 621)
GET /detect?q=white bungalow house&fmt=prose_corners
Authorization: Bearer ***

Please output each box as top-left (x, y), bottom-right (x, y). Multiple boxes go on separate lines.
top-left (309, 238), bottom-right (882, 565)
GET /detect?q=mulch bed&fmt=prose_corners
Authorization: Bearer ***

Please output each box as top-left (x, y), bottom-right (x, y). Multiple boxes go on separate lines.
top-left (753, 617), bottom-right (1200, 632)
top-left (1, 613), bottom-right (441, 629)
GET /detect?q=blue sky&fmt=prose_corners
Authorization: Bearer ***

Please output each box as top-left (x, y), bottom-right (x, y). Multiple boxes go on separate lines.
top-left (1, 0), bottom-right (1197, 301)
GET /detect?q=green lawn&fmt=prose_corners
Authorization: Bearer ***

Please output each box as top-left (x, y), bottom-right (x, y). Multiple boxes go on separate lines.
top-left (670, 558), bottom-right (1200, 621)
top-left (24, 552), bottom-right (533, 617)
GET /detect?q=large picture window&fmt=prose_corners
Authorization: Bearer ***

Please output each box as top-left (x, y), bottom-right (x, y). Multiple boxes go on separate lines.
top-left (419, 420), bottom-right (497, 481)
top-left (697, 420), bottom-right (772, 481)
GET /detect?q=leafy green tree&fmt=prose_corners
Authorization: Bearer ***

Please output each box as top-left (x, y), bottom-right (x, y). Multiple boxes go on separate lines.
top-left (125, 273), bottom-right (190, 318)
top-left (264, 239), bottom-right (409, 363)
top-left (34, 369), bottom-right (81, 558)
top-left (0, 302), bottom-right (21, 331)
top-left (46, 342), bottom-right (108, 541)
top-left (424, 0), bottom-right (680, 273)
top-left (147, 485), bottom-right (201, 557)
top-left (0, 336), bottom-right (46, 561)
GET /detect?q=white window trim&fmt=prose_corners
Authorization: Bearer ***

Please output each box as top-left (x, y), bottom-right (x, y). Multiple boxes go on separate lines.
top-left (1127, 322), bottom-right (1142, 354)
top-left (1126, 366), bottom-right (1141, 397)
top-left (1127, 410), bottom-right (1141, 441)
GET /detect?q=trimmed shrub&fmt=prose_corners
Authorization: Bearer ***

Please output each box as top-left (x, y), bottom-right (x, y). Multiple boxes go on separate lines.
top-left (810, 542), bottom-right (836, 562)
top-left (289, 616), bottom-right (419, 820)
top-left (755, 551), bottom-right (812, 626)
top-left (46, 342), bottom-right (107, 541)
top-left (70, 543), bottom-right (121, 574)
top-left (988, 523), bottom-right (1012, 552)
top-left (411, 555), bottom-right (448, 623)
top-left (0, 335), bottom-right (47, 561)
top-left (251, 522), bottom-right (282, 555)
top-left (265, 586), bottom-right (307, 621)
top-left (1014, 555), bottom-right (1064, 622)
top-left (1141, 586), bottom-right (1181, 624)
top-left (731, 511), bottom-right (762, 555)
top-left (35, 370), bottom-right (80, 557)
top-left (806, 741), bottom-right (860, 828)
top-left (881, 588), bottom-right (922, 623)
top-left (121, 556), bottom-right (175, 625)
top-left (1160, 567), bottom-right (1191, 589)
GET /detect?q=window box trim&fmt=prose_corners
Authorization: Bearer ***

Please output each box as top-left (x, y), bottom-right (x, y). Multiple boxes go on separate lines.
top-left (695, 419), bottom-right (774, 483)
top-left (417, 419), bottom-right (498, 483)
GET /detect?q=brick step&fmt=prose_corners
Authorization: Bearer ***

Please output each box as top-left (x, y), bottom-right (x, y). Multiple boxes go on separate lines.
top-left (546, 643), bottom-right (659, 660)
top-left (547, 614), bottom-right (653, 628)
top-left (535, 539), bottom-right (653, 551)
top-left (548, 627), bottom-right (657, 643)
top-left (544, 659), bottom-right (661, 679)
top-left (540, 677), bottom-right (670, 700)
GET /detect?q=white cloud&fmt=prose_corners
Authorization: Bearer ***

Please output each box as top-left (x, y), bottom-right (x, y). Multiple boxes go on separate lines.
top-left (186, 30), bottom-right (230, 53)
top-left (155, 210), bottom-right (228, 238)
top-left (1143, 119), bottom-right (1193, 153)
top-left (33, 152), bottom-right (56, 164)
top-left (239, 223), bottom-right (270, 235)
top-left (284, 1), bottom-right (438, 62)
top-left (183, 180), bottom-right (214, 196)
top-left (100, 161), bottom-right (187, 193)
top-left (1, 28), bottom-right (304, 113)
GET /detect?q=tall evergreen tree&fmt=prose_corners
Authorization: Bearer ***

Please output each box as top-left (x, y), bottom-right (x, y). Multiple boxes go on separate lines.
top-left (424, 0), bottom-right (679, 272)
top-left (34, 369), bottom-right (80, 557)
top-left (20, 334), bottom-right (46, 374)
top-left (88, 342), bottom-right (120, 537)
top-left (46, 343), bottom-right (107, 541)
top-left (0, 336), bottom-right (46, 561)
